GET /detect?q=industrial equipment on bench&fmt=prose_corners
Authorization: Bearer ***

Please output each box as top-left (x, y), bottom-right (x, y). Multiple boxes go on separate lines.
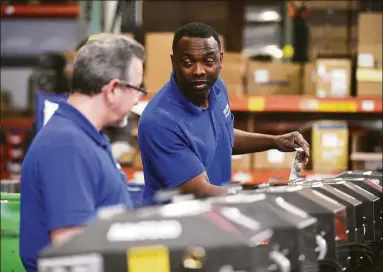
top-left (38, 166), bottom-right (382, 272)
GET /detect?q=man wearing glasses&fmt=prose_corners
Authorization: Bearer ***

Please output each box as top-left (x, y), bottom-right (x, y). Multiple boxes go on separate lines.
top-left (19, 34), bottom-right (146, 272)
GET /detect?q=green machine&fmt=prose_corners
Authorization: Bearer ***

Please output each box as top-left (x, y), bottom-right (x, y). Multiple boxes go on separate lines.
top-left (1, 193), bottom-right (25, 272)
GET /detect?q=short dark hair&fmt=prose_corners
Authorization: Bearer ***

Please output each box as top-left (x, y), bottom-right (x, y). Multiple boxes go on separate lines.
top-left (71, 33), bottom-right (146, 96)
top-left (172, 22), bottom-right (221, 53)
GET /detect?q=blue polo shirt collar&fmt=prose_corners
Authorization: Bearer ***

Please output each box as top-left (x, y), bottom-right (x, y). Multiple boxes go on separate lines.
top-left (169, 71), bottom-right (220, 115)
top-left (56, 102), bottom-right (109, 147)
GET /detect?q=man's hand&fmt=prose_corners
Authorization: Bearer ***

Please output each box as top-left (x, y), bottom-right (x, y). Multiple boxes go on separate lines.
top-left (275, 131), bottom-right (310, 164)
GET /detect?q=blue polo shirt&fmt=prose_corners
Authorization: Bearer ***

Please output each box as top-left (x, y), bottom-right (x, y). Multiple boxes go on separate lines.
top-left (138, 72), bottom-right (234, 206)
top-left (19, 102), bottom-right (133, 272)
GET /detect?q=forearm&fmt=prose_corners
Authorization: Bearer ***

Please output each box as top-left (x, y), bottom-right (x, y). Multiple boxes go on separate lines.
top-left (232, 129), bottom-right (277, 155)
top-left (178, 172), bottom-right (228, 197)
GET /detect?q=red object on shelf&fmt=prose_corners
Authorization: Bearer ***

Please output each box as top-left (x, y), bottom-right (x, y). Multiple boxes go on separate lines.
top-left (142, 95), bottom-right (382, 113)
top-left (0, 117), bottom-right (34, 128)
top-left (1, 3), bottom-right (80, 18)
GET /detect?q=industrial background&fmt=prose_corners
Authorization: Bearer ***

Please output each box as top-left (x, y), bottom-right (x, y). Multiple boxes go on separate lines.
top-left (0, 0), bottom-right (382, 272)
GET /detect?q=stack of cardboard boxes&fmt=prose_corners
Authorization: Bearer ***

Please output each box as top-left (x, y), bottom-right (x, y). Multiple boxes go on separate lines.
top-left (306, 0), bottom-right (358, 58)
top-left (246, 61), bottom-right (302, 96)
top-left (220, 53), bottom-right (246, 95)
top-left (303, 59), bottom-right (352, 97)
top-left (356, 13), bottom-right (382, 97)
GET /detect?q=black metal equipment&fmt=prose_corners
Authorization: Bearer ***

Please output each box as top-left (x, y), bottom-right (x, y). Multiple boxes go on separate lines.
top-left (336, 171), bottom-right (382, 185)
top-left (38, 200), bottom-right (276, 272)
top-left (209, 193), bottom-right (320, 272)
top-left (252, 186), bottom-right (347, 262)
top-left (37, 170), bottom-right (383, 272)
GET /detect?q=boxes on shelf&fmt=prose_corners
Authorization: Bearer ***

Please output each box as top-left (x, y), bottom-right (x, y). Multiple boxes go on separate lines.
top-left (246, 61), bottom-right (302, 95)
top-left (350, 132), bottom-right (382, 171)
top-left (306, 1), bottom-right (358, 9)
top-left (221, 52), bottom-right (246, 95)
top-left (232, 154), bottom-right (252, 171)
top-left (303, 63), bottom-right (316, 95)
top-left (356, 68), bottom-right (382, 97)
top-left (303, 121), bottom-right (349, 172)
top-left (357, 44), bottom-right (382, 69)
top-left (253, 150), bottom-right (296, 169)
top-left (314, 58), bottom-right (351, 97)
top-left (356, 13), bottom-right (382, 97)
top-left (358, 13), bottom-right (382, 45)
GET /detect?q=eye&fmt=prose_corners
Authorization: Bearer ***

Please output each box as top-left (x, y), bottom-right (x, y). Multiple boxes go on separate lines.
top-left (183, 59), bottom-right (193, 67)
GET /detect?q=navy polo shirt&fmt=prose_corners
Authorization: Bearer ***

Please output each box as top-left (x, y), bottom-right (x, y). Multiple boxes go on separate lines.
top-left (138, 72), bottom-right (234, 206)
top-left (19, 102), bottom-right (133, 272)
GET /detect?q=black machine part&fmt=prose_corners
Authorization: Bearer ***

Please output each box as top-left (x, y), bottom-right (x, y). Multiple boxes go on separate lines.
top-left (39, 199), bottom-right (284, 272)
top-left (298, 182), bottom-right (364, 243)
top-left (209, 193), bottom-right (319, 272)
top-left (336, 171), bottom-right (382, 185)
top-left (252, 185), bottom-right (347, 261)
top-left (325, 181), bottom-right (380, 242)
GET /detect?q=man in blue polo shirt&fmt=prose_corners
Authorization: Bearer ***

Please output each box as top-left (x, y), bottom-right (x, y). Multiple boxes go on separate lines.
top-left (19, 34), bottom-right (147, 272)
top-left (138, 22), bottom-right (310, 206)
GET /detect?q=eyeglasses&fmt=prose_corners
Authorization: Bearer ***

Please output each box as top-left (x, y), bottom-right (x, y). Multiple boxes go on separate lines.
top-left (119, 80), bottom-right (148, 97)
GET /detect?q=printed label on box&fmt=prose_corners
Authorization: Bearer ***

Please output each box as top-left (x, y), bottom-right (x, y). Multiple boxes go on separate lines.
top-left (358, 54), bottom-right (374, 68)
top-left (330, 69), bottom-right (347, 96)
top-left (254, 70), bottom-right (269, 83)
top-left (321, 133), bottom-right (341, 148)
top-left (317, 64), bottom-right (326, 76)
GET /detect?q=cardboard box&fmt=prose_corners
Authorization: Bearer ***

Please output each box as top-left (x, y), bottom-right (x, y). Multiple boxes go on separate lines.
top-left (358, 13), bottom-right (382, 45)
top-left (253, 150), bottom-right (296, 169)
top-left (306, 1), bottom-right (358, 9)
top-left (310, 26), bottom-right (350, 43)
top-left (303, 63), bottom-right (317, 95)
top-left (315, 58), bottom-right (351, 97)
top-left (309, 121), bottom-right (349, 172)
top-left (221, 52), bottom-right (246, 94)
top-left (246, 61), bottom-right (302, 96)
top-left (144, 32), bottom-right (174, 93)
top-left (232, 154), bottom-right (252, 171)
top-left (356, 68), bottom-right (382, 97)
top-left (309, 41), bottom-right (351, 60)
top-left (357, 44), bottom-right (383, 69)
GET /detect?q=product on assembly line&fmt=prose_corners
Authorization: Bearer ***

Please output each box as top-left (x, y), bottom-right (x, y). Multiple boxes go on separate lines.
top-left (38, 200), bottom-right (276, 272)
top-left (336, 171), bottom-right (382, 185)
top-left (252, 185), bottom-right (347, 262)
top-left (316, 179), bottom-right (381, 242)
top-left (289, 181), bottom-right (379, 272)
top-left (300, 182), bottom-right (364, 243)
top-left (209, 193), bottom-right (319, 272)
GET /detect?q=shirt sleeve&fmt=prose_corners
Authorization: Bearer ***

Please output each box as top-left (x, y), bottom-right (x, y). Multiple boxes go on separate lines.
top-left (139, 124), bottom-right (205, 188)
top-left (39, 144), bottom-right (99, 231)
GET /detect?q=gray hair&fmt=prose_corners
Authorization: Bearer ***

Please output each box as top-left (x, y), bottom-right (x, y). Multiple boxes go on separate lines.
top-left (71, 33), bottom-right (146, 95)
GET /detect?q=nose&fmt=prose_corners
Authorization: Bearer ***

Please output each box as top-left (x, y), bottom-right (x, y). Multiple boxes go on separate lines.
top-left (193, 63), bottom-right (206, 77)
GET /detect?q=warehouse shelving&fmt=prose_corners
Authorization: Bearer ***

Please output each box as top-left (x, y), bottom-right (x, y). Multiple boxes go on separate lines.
top-left (0, 3), bottom-right (80, 18)
top-left (142, 94), bottom-right (382, 113)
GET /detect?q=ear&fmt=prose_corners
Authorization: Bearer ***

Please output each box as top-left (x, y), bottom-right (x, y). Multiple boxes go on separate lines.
top-left (219, 51), bottom-right (223, 70)
top-left (103, 79), bottom-right (120, 104)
